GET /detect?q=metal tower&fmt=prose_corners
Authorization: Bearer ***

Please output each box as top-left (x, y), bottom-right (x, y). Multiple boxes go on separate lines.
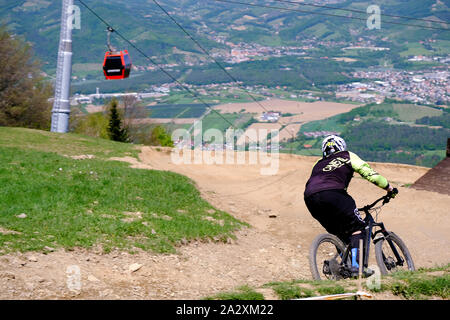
top-left (51, 0), bottom-right (74, 133)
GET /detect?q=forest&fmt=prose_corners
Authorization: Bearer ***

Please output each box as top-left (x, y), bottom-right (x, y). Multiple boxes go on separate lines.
top-left (285, 101), bottom-right (449, 168)
top-left (415, 108), bottom-right (450, 129)
top-left (344, 121), bottom-right (449, 167)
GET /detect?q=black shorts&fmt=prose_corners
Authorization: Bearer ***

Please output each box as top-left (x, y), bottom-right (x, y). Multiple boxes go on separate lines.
top-left (304, 189), bottom-right (366, 243)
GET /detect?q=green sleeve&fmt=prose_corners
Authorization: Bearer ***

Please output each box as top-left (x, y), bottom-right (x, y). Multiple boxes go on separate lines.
top-left (349, 151), bottom-right (389, 189)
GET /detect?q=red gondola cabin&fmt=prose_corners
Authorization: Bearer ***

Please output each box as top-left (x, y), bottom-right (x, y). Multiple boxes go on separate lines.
top-left (103, 50), bottom-right (132, 80)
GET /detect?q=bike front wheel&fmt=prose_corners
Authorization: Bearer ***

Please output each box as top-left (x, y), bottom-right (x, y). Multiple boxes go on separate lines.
top-left (375, 232), bottom-right (415, 275)
top-left (309, 233), bottom-right (349, 280)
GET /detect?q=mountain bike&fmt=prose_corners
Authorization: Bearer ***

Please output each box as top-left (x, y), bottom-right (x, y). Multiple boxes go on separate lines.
top-left (309, 193), bottom-right (415, 280)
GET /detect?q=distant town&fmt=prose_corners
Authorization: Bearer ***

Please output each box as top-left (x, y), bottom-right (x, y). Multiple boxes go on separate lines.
top-left (72, 37), bottom-right (449, 107)
top-left (72, 65), bottom-right (449, 107)
top-left (337, 67), bottom-right (449, 105)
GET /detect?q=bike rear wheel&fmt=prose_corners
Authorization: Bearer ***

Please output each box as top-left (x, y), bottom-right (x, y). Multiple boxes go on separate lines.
top-left (375, 232), bottom-right (415, 275)
top-left (309, 234), bottom-right (348, 280)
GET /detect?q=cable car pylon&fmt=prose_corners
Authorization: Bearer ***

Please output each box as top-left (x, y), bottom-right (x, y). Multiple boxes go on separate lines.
top-left (51, 0), bottom-right (74, 133)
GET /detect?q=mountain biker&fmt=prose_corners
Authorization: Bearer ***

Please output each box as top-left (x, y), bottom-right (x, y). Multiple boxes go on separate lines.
top-left (304, 135), bottom-right (398, 277)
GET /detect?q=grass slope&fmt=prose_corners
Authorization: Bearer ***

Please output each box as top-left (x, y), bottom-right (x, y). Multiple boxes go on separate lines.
top-left (0, 127), bottom-right (246, 254)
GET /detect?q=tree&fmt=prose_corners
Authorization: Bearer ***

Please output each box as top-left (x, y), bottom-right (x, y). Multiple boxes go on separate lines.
top-left (107, 98), bottom-right (128, 142)
top-left (150, 125), bottom-right (174, 147)
top-left (122, 95), bottom-right (149, 128)
top-left (0, 26), bottom-right (52, 129)
top-left (121, 95), bottom-right (150, 143)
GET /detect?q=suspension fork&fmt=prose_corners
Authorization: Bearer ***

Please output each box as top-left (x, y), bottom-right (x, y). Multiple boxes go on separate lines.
top-left (373, 222), bottom-right (405, 266)
top-left (382, 227), bottom-right (405, 266)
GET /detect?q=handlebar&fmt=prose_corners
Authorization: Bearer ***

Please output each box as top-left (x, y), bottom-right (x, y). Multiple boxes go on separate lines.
top-left (358, 188), bottom-right (398, 213)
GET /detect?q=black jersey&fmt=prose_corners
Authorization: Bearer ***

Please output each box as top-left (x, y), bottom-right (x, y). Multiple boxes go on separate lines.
top-left (304, 151), bottom-right (388, 198)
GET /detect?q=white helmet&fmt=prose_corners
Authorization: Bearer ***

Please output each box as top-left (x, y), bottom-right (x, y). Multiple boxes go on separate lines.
top-left (322, 135), bottom-right (347, 157)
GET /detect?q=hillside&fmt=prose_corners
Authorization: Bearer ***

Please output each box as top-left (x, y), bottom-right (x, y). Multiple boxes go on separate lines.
top-left (282, 100), bottom-right (450, 167)
top-left (3, 0), bottom-right (448, 67)
top-left (0, 127), bottom-right (246, 255)
top-left (2, 0), bottom-right (449, 93)
top-left (0, 127), bottom-right (448, 299)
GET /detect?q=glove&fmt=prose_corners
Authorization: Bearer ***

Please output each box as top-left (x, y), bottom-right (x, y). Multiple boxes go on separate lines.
top-left (387, 187), bottom-right (399, 199)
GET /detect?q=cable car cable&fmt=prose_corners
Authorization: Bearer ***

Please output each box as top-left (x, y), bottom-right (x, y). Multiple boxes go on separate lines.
top-left (74, 0), bottom-right (446, 195)
top-left (151, 0), bottom-right (299, 147)
top-left (270, 0), bottom-right (449, 25)
top-left (77, 3), bottom-right (289, 196)
top-left (212, 0), bottom-right (449, 31)
top-left (77, 0), bottom-right (237, 130)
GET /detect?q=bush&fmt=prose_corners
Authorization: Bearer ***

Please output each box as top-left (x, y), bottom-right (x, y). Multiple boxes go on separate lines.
top-left (72, 112), bottom-right (109, 139)
top-left (149, 125), bottom-right (174, 147)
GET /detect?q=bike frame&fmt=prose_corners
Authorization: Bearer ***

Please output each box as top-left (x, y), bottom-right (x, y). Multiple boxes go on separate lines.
top-left (339, 195), bottom-right (405, 269)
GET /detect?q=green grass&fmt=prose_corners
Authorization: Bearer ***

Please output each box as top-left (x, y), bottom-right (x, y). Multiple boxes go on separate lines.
top-left (388, 276), bottom-right (449, 300)
top-left (233, 113), bottom-right (257, 130)
top-left (147, 104), bottom-right (208, 119)
top-left (72, 63), bottom-right (103, 78)
top-left (265, 282), bottom-right (315, 300)
top-left (201, 112), bottom-right (241, 135)
top-left (316, 284), bottom-right (347, 296)
top-left (380, 265), bottom-right (450, 300)
top-left (0, 128), bottom-right (247, 254)
top-left (299, 103), bottom-right (443, 131)
top-left (399, 43), bottom-right (434, 57)
top-left (263, 279), bottom-right (349, 300)
top-left (392, 104), bottom-right (443, 123)
top-left (204, 265), bottom-right (450, 300)
top-left (433, 40), bottom-right (450, 56)
top-left (0, 127), bottom-right (140, 160)
top-left (299, 114), bottom-right (345, 134)
top-left (204, 286), bottom-right (265, 300)
top-left (158, 91), bottom-right (259, 106)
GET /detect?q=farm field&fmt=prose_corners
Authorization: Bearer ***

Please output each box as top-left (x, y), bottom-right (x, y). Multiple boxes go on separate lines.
top-left (89, 98), bottom-right (363, 140)
top-left (215, 99), bottom-right (362, 143)
top-left (213, 99), bottom-right (360, 120)
top-left (392, 104), bottom-right (443, 122)
top-left (278, 124), bottom-right (303, 141)
top-left (147, 104), bottom-right (208, 119)
top-left (237, 122), bottom-right (282, 144)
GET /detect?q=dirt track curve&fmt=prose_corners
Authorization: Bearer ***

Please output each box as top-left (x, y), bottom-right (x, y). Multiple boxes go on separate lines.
top-left (1, 147), bottom-right (449, 299)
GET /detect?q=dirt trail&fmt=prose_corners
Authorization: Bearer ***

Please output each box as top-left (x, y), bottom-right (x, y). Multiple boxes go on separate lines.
top-left (138, 147), bottom-right (449, 268)
top-left (1, 147), bottom-right (449, 300)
